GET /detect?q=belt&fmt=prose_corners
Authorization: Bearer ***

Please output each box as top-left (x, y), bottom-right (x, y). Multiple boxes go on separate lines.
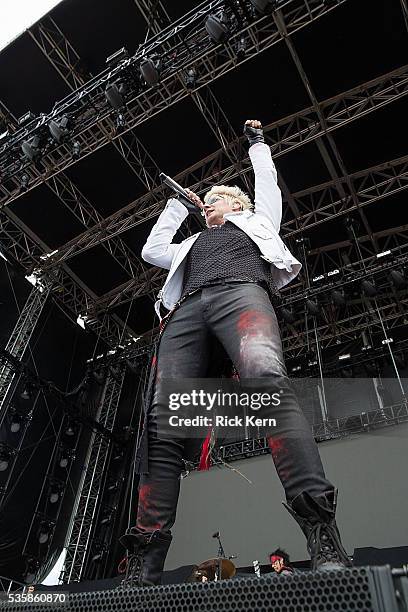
top-left (200, 277), bottom-right (264, 288)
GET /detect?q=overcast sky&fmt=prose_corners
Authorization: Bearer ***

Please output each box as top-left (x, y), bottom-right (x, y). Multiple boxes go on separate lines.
top-left (0, 0), bottom-right (63, 52)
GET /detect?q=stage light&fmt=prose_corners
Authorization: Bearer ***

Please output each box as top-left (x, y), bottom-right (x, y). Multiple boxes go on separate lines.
top-left (281, 307), bottom-right (295, 324)
top-left (205, 14), bottom-right (230, 44)
top-left (361, 279), bottom-right (377, 297)
top-left (338, 353), bottom-right (351, 361)
top-left (64, 422), bottom-right (78, 437)
top-left (236, 36), bottom-right (247, 58)
top-left (381, 337), bottom-right (393, 345)
top-left (49, 482), bottom-right (64, 504)
top-left (340, 367), bottom-right (353, 378)
top-left (48, 116), bottom-right (70, 143)
top-left (306, 299), bottom-right (320, 317)
top-left (376, 250), bottom-right (391, 259)
top-left (0, 250), bottom-right (7, 261)
top-left (21, 135), bottom-right (42, 163)
top-left (38, 521), bottom-right (52, 544)
top-left (106, 47), bottom-right (129, 66)
top-left (58, 448), bottom-right (73, 468)
top-left (185, 68), bottom-right (197, 90)
top-left (10, 413), bottom-right (22, 433)
top-left (76, 314), bottom-right (88, 329)
top-left (72, 141), bottom-right (81, 160)
top-left (249, 0), bottom-right (277, 14)
top-left (331, 288), bottom-right (346, 307)
top-left (394, 353), bottom-right (407, 369)
top-left (390, 269), bottom-right (406, 288)
top-left (20, 382), bottom-right (33, 401)
top-left (105, 83), bottom-right (125, 110)
top-left (140, 58), bottom-right (160, 86)
top-left (23, 557), bottom-right (40, 584)
top-left (116, 113), bottom-right (126, 130)
top-left (92, 368), bottom-right (105, 385)
top-left (0, 445), bottom-right (14, 471)
top-left (19, 173), bottom-right (29, 192)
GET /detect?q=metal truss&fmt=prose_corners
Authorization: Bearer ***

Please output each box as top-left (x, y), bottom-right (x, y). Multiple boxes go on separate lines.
top-left (45, 153), bottom-right (408, 314)
top-left (282, 155), bottom-right (408, 235)
top-left (61, 366), bottom-right (126, 583)
top-left (0, 0), bottom-right (347, 207)
top-left (0, 208), bottom-right (138, 347)
top-left (217, 401), bottom-right (408, 463)
top-left (282, 293), bottom-right (408, 356)
top-left (36, 64), bottom-right (408, 272)
top-left (273, 8), bottom-right (377, 251)
top-left (27, 16), bottom-right (203, 254)
top-left (28, 17), bottom-right (89, 90)
top-left (0, 285), bottom-right (50, 418)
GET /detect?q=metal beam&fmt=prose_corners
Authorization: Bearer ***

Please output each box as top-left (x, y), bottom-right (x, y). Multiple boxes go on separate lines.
top-left (0, 0), bottom-right (348, 208)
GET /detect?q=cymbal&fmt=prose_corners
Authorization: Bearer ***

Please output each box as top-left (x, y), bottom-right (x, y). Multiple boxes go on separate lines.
top-left (197, 558), bottom-right (236, 580)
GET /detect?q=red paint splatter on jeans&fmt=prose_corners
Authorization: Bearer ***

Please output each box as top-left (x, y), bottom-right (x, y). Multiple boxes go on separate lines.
top-left (237, 310), bottom-right (271, 336)
top-left (136, 483), bottom-right (162, 531)
top-left (268, 436), bottom-right (285, 458)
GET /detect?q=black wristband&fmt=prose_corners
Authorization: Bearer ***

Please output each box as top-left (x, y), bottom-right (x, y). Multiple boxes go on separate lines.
top-left (244, 124), bottom-right (265, 146)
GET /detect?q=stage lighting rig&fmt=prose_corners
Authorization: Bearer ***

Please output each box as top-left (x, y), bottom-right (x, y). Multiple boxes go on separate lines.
top-left (185, 68), bottom-right (197, 89)
top-left (72, 140), bottom-right (81, 160)
top-left (48, 116), bottom-right (71, 144)
top-left (19, 173), bottom-right (29, 192)
top-left (37, 520), bottom-right (54, 544)
top-left (249, 0), bottom-right (278, 15)
top-left (306, 298), bottom-right (320, 317)
top-left (361, 279), bottom-right (378, 298)
top-left (140, 57), bottom-right (161, 86)
top-left (390, 269), bottom-right (406, 288)
top-left (21, 134), bottom-right (42, 165)
top-left (205, 12), bottom-right (231, 43)
top-left (236, 35), bottom-right (247, 58)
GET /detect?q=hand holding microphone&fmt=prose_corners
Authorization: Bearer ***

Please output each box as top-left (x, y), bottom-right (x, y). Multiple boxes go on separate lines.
top-left (160, 172), bottom-right (204, 214)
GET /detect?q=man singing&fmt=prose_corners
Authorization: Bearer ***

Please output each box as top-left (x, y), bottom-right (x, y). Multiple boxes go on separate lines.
top-left (119, 120), bottom-right (351, 586)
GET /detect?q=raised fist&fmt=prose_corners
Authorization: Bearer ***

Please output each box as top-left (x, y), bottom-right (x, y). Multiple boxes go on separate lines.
top-left (244, 119), bottom-right (264, 146)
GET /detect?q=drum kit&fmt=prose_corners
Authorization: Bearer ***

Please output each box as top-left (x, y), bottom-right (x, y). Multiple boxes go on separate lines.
top-left (188, 530), bottom-right (237, 583)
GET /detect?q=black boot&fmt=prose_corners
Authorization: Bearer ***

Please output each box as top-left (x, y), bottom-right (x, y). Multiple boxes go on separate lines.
top-left (119, 528), bottom-right (172, 587)
top-left (283, 488), bottom-right (352, 571)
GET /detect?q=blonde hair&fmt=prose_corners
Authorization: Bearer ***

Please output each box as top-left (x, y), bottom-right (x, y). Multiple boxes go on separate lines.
top-left (204, 184), bottom-right (253, 212)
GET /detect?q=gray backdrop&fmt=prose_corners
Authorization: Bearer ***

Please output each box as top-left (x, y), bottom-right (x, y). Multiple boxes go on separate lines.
top-left (165, 422), bottom-right (408, 569)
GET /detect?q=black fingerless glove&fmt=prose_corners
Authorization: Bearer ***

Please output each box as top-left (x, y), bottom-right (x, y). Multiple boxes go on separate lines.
top-left (244, 124), bottom-right (265, 146)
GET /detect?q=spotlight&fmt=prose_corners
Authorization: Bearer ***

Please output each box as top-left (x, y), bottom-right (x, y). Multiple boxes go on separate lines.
top-left (306, 299), bottom-right (320, 317)
top-left (281, 307), bottom-right (295, 324)
top-left (92, 368), bottom-right (105, 385)
top-left (19, 174), bottom-right (29, 192)
top-left (115, 113), bottom-right (126, 130)
top-left (236, 36), bottom-right (247, 59)
top-left (21, 135), bottom-right (42, 163)
top-left (10, 412), bottom-right (23, 433)
top-left (64, 422), bottom-right (77, 437)
top-left (72, 141), bottom-right (81, 160)
top-left (331, 288), bottom-right (346, 307)
top-left (105, 83), bottom-right (125, 110)
top-left (140, 58), bottom-right (160, 86)
top-left (0, 444), bottom-right (14, 471)
top-left (361, 279), bottom-right (377, 298)
top-left (58, 448), bottom-right (73, 468)
top-left (185, 68), bottom-right (197, 90)
top-left (48, 116), bottom-right (70, 143)
top-left (249, 0), bottom-right (277, 14)
top-left (49, 481), bottom-right (64, 504)
top-left (23, 556), bottom-right (40, 584)
top-left (390, 269), bottom-right (406, 288)
top-left (38, 521), bottom-right (53, 544)
top-left (20, 382), bottom-right (33, 401)
top-left (205, 14), bottom-right (230, 44)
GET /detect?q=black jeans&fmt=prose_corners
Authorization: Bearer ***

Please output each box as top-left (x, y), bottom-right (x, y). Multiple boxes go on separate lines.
top-left (135, 282), bottom-right (333, 534)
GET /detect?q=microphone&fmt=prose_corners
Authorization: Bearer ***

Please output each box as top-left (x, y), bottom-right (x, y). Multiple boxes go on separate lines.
top-left (212, 531), bottom-right (220, 539)
top-left (160, 172), bottom-right (202, 214)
